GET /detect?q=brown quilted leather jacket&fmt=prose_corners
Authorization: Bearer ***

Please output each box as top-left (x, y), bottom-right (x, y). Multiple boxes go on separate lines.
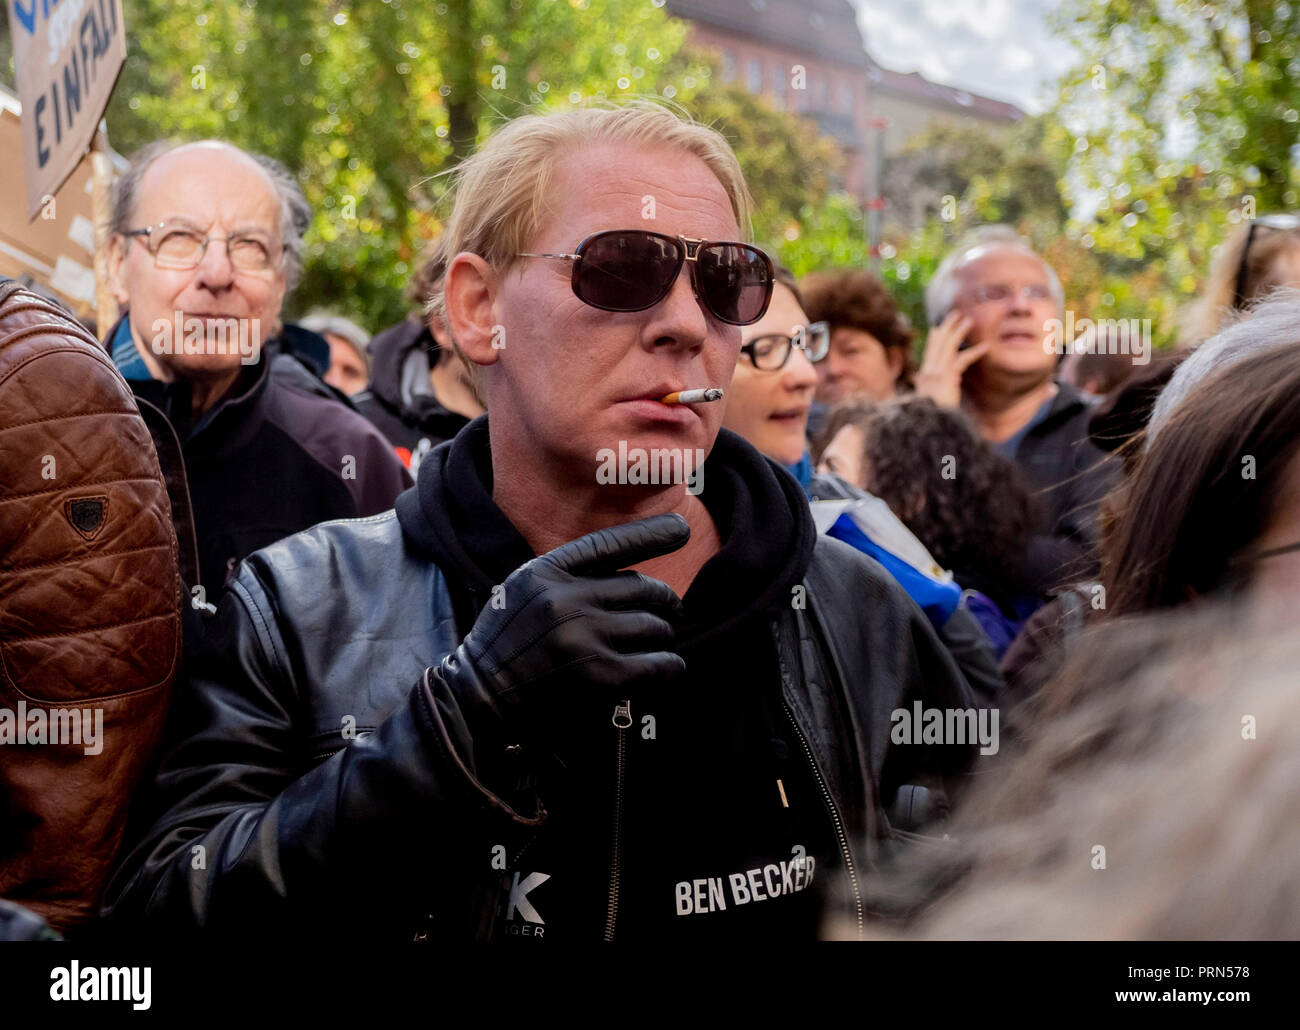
top-left (0, 280), bottom-right (182, 931)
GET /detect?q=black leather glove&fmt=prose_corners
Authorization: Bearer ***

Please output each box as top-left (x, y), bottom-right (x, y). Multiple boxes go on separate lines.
top-left (429, 513), bottom-right (691, 761)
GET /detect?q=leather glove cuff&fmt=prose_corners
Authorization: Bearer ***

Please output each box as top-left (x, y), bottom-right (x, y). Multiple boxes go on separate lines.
top-left (418, 660), bottom-right (545, 823)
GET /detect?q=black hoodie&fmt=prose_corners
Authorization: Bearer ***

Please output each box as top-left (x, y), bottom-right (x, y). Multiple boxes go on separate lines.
top-left (395, 418), bottom-right (839, 941)
top-left (353, 318), bottom-right (471, 469)
top-left (1014, 382), bottom-right (1121, 596)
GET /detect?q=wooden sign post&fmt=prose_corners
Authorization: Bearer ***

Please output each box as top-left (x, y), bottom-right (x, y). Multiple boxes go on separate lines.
top-left (89, 126), bottom-right (115, 333)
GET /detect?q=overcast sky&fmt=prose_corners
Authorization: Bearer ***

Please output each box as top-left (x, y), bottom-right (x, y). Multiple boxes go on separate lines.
top-left (850, 0), bottom-right (1078, 114)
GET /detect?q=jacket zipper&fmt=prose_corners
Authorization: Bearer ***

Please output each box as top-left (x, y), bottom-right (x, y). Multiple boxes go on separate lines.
top-left (603, 699), bottom-right (632, 941)
top-left (783, 700), bottom-right (864, 940)
top-left (311, 729), bottom-right (373, 762)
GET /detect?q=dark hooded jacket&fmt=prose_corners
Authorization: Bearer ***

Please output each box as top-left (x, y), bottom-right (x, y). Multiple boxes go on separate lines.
top-left (104, 315), bottom-right (411, 592)
top-left (352, 317), bottom-right (471, 470)
top-left (103, 419), bottom-right (985, 941)
top-left (1013, 382), bottom-right (1121, 596)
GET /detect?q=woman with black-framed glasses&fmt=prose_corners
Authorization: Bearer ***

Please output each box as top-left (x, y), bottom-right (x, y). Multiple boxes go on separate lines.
top-left (721, 267), bottom-right (828, 473)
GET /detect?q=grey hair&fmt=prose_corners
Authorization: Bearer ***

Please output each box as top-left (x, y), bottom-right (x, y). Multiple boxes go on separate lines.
top-left (1147, 289), bottom-right (1300, 449)
top-left (924, 224), bottom-right (1064, 326)
top-left (297, 312), bottom-right (371, 368)
top-left (109, 139), bottom-right (313, 291)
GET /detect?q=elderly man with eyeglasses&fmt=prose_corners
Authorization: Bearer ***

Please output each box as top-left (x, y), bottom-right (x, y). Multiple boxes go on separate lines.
top-left (918, 226), bottom-right (1119, 601)
top-left (104, 105), bottom-right (985, 943)
top-left (104, 140), bottom-right (409, 593)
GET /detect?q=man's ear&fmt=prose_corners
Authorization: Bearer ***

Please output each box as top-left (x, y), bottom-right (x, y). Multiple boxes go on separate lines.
top-left (106, 235), bottom-right (130, 307)
top-left (443, 252), bottom-right (502, 368)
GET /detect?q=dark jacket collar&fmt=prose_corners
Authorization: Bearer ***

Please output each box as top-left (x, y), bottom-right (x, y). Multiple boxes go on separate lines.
top-left (365, 317), bottom-right (465, 430)
top-left (104, 312), bottom-right (273, 451)
top-left (1032, 381), bottom-right (1092, 434)
top-left (276, 322), bottom-right (331, 378)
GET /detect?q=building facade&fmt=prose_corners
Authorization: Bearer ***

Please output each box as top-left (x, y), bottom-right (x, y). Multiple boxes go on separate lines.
top-left (667, 0), bottom-right (873, 199)
top-left (867, 62), bottom-right (1023, 155)
top-left (666, 0), bottom-right (1024, 207)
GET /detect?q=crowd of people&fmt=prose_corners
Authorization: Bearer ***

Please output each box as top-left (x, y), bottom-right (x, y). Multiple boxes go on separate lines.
top-left (2, 99), bottom-right (1299, 943)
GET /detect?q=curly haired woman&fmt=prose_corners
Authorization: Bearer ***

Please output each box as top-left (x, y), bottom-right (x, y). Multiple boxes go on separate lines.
top-left (816, 395), bottom-right (1039, 656)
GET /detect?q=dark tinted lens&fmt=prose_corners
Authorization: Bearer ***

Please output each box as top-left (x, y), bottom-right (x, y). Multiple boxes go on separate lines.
top-left (696, 243), bottom-right (773, 325)
top-left (574, 232), bottom-right (681, 311)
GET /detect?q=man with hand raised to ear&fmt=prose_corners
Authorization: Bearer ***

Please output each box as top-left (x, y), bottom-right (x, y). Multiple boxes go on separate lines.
top-left (920, 226), bottom-right (1120, 598)
top-left (105, 103), bottom-right (982, 943)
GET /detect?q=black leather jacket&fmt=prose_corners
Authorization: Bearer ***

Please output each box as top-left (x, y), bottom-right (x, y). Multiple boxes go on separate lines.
top-left (103, 511), bottom-right (984, 941)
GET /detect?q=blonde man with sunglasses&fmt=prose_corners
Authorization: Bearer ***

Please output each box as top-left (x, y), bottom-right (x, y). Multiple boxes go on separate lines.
top-left (106, 103), bottom-right (982, 943)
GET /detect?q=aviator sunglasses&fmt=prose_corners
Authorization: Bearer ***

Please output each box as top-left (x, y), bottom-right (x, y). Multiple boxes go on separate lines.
top-left (518, 229), bottom-right (775, 326)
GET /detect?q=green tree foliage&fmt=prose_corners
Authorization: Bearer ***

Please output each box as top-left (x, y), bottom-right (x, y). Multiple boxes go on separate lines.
top-left (15, 0), bottom-right (1299, 356)
top-left (781, 116), bottom-right (1077, 345)
top-left (776, 192), bottom-right (868, 277)
top-left (881, 122), bottom-right (1007, 236)
top-left (967, 118), bottom-right (1069, 237)
top-left (776, 1), bottom-right (1300, 354)
top-left (1050, 0), bottom-right (1300, 344)
top-left (1, 14), bottom-right (14, 83)
top-left (102, 0), bottom-right (842, 332)
top-left (681, 80), bottom-right (842, 248)
top-left (106, 0), bottom-right (698, 329)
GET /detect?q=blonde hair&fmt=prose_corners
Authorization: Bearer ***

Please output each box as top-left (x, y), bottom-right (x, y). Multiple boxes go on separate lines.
top-left (427, 100), bottom-right (754, 393)
top-left (1180, 219), bottom-right (1300, 346)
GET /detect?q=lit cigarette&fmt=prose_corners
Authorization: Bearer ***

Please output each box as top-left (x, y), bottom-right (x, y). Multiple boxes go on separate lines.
top-left (661, 388), bottom-right (724, 405)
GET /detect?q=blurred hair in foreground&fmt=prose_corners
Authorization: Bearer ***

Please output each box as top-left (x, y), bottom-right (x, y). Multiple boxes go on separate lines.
top-left (823, 600), bottom-right (1300, 939)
